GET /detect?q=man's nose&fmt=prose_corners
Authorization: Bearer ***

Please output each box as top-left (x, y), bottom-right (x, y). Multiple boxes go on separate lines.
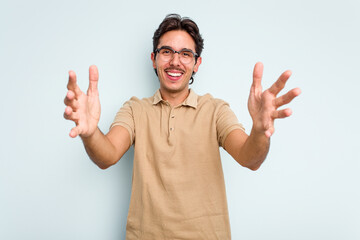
top-left (170, 52), bottom-right (181, 65)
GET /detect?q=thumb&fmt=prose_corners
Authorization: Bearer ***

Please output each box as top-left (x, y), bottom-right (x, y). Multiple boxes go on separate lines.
top-left (88, 65), bottom-right (99, 95)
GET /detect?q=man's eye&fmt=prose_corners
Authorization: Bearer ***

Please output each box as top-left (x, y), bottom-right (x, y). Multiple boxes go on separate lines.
top-left (161, 50), bottom-right (171, 55)
top-left (181, 51), bottom-right (192, 57)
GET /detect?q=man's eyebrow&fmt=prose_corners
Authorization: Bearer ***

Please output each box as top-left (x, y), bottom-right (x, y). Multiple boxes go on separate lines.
top-left (159, 46), bottom-right (195, 52)
top-left (180, 48), bottom-right (194, 52)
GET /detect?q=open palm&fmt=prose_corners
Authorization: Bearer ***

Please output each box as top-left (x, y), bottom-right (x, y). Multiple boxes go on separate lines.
top-left (248, 62), bottom-right (301, 137)
top-left (64, 65), bottom-right (101, 138)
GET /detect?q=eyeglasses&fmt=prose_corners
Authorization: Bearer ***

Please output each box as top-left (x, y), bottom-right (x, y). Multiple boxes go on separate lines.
top-left (155, 46), bottom-right (198, 64)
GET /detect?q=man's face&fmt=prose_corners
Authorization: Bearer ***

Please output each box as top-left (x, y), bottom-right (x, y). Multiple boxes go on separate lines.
top-left (151, 30), bottom-right (202, 95)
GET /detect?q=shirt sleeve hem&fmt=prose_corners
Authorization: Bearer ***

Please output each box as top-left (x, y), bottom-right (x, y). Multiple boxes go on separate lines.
top-left (110, 122), bottom-right (134, 145)
top-left (220, 124), bottom-right (245, 148)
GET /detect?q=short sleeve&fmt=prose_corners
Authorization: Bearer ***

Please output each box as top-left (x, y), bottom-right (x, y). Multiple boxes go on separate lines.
top-left (110, 99), bottom-right (136, 145)
top-left (216, 100), bottom-right (245, 148)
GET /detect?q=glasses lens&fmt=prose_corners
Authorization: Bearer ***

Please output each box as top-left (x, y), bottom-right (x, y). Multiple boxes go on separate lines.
top-left (179, 50), bottom-right (194, 64)
top-left (157, 48), bottom-right (196, 64)
top-left (159, 48), bottom-right (173, 62)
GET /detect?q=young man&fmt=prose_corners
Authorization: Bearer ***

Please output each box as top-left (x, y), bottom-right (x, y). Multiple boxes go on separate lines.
top-left (64, 14), bottom-right (300, 239)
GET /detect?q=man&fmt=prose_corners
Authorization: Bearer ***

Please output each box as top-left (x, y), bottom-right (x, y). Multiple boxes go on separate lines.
top-left (64, 14), bottom-right (300, 239)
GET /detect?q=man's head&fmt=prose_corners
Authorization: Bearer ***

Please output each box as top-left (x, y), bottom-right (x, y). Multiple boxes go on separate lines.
top-left (151, 14), bottom-right (204, 94)
top-left (153, 14), bottom-right (204, 64)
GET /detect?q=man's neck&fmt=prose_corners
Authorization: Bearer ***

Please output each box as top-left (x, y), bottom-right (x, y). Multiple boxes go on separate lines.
top-left (159, 88), bottom-right (190, 107)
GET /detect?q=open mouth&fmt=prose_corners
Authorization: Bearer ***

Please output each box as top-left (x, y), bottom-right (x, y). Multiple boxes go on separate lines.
top-left (165, 69), bottom-right (184, 81)
top-left (167, 72), bottom-right (182, 77)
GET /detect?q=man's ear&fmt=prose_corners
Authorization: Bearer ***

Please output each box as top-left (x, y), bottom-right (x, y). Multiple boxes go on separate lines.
top-left (151, 52), bottom-right (156, 69)
top-left (193, 56), bottom-right (202, 73)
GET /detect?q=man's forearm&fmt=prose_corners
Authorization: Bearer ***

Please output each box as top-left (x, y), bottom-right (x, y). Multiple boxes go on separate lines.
top-left (237, 128), bottom-right (270, 171)
top-left (81, 127), bottom-right (118, 169)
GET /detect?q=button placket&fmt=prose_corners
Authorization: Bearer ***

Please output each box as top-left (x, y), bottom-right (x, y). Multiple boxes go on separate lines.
top-left (169, 107), bottom-right (176, 132)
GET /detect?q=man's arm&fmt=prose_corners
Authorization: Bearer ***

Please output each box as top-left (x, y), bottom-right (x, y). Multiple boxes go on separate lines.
top-left (224, 129), bottom-right (268, 171)
top-left (63, 65), bottom-right (131, 169)
top-left (224, 62), bottom-right (301, 171)
top-left (81, 126), bottom-right (131, 169)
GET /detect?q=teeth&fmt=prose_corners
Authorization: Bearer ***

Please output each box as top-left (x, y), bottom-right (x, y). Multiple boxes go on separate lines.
top-left (167, 72), bottom-right (182, 77)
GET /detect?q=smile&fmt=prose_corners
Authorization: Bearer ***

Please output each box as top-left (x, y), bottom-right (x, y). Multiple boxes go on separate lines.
top-left (167, 72), bottom-right (182, 77)
top-left (165, 69), bottom-right (184, 81)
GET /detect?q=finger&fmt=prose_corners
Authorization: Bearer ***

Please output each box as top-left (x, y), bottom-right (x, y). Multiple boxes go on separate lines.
top-left (63, 106), bottom-right (73, 120)
top-left (67, 70), bottom-right (82, 96)
top-left (252, 62), bottom-right (264, 91)
top-left (87, 65), bottom-right (99, 95)
top-left (274, 87), bottom-right (301, 107)
top-left (268, 70), bottom-right (292, 96)
top-left (63, 106), bottom-right (79, 121)
top-left (265, 129), bottom-right (273, 138)
top-left (69, 126), bottom-right (81, 138)
top-left (64, 91), bottom-right (79, 110)
top-left (66, 90), bottom-right (75, 100)
top-left (271, 108), bottom-right (293, 119)
top-left (264, 125), bottom-right (275, 138)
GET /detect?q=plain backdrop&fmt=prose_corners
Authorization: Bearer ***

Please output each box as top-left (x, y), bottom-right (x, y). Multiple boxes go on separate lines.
top-left (1, 0), bottom-right (359, 239)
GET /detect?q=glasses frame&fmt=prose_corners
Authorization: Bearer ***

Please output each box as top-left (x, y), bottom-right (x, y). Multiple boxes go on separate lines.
top-left (154, 46), bottom-right (199, 64)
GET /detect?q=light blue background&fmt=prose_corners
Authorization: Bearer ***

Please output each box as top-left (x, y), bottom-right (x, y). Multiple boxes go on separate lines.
top-left (1, 0), bottom-right (359, 239)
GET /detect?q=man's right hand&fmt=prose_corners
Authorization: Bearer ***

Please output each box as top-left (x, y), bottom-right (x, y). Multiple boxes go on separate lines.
top-left (64, 65), bottom-right (101, 138)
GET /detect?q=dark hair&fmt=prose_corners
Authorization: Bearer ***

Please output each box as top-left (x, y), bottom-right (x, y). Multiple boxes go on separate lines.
top-left (152, 14), bottom-right (204, 84)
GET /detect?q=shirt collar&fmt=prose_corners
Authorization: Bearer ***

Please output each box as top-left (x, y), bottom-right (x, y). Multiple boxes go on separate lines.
top-left (152, 89), bottom-right (198, 109)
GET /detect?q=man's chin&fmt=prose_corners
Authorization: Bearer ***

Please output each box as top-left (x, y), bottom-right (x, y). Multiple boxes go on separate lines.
top-left (161, 82), bottom-right (188, 94)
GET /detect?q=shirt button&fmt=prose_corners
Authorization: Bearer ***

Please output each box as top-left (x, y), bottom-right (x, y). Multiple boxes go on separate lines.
top-left (171, 115), bottom-right (175, 118)
top-left (170, 128), bottom-right (173, 131)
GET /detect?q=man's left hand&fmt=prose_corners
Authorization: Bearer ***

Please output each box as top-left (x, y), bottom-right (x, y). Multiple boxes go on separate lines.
top-left (248, 62), bottom-right (301, 138)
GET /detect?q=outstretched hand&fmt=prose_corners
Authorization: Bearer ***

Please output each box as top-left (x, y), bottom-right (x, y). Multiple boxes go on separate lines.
top-left (248, 62), bottom-right (301, 138)
top-left (63, 65), bottom-right (101, 138)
